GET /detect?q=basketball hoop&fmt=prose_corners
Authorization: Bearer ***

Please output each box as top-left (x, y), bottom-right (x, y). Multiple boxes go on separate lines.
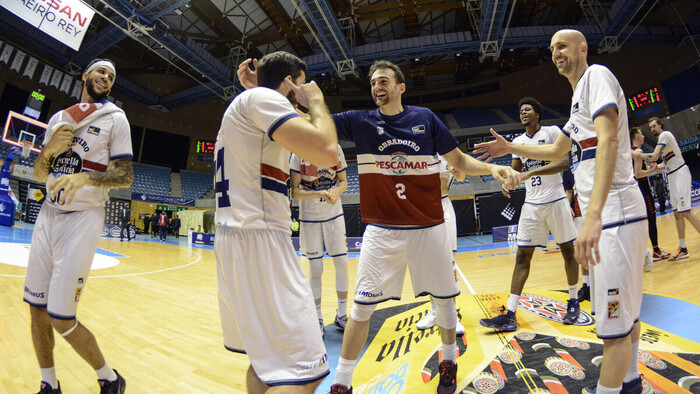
top-left (21, 140), bottom-right (33, 158)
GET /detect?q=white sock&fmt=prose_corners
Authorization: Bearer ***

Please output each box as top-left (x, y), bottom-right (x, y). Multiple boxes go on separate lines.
top-left (583, 275), bottom-right (590, 286)
top-left (95, 362), bottom-right (117, 382)
top-left (40, 367), bottom-right (58, 388)
top-left (316, 304), bottom-right (322, 320)
top-left (507, 293), bottom-right (520, 313)
top-left (680, 239), bottom-right (687, 249)
top-left (625, 340), bottom-right (640, 382)
top-left (338, 299), bottom-right (347, 317)
top-left (568, 284), bottom-right (578, 300)
top-left (595, 382), bottom-right (622, 394)
top-left (430, 300), bottom-right (437, 315)
top-left (334, 357), bottom-right (357, 387)
top-left (442, 342), bottom-right (457, 362)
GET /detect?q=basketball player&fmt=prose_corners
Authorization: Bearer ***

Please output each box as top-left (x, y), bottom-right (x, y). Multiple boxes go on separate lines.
top-left (24, 58), bottom-right (131, 394)
top-left (645, 117), bottom-right (700, 261)
top-left (415, 155), bottom-right (466, 336)
top-left (630, 127), bottom-right (670, 270)
top-left (290, 144), bottom-right (350, 334)
top-left (480, 97), bottom-right (580, 332)
top-left (475, 29), bottom-right (648, 394)
top-left (215, 51), bottom-right (337, 393)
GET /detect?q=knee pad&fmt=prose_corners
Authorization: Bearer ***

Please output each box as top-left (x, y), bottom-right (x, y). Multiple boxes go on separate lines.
top-left (333, 255), bottom-right (349, 292)
top-left (434, 297), bottom-right (457, 330)
top-left (309, 257), bottom-right (323, 299)
top-left (350, 302), bottom-right (376, 322)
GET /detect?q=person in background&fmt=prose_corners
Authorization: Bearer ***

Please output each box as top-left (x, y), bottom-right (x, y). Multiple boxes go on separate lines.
top-left (150, 212), bottom-right (159, 238)
top-left (119, 206), bottom-right (131, 242)
top-left (143, 213), bottom-right (150, 236)
top-left (158, 211), bottom-right (169, 241)
top-left (171, 213), bottom-right (181, 238)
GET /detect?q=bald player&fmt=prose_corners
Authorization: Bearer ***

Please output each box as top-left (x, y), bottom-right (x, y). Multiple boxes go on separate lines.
top-left (475, 29), bottom-right (648, 394)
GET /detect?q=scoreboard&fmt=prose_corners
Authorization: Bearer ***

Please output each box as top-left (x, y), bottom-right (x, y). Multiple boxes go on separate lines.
top-left (627, 87), bottom-right (663, 117)
top-left (196, 140), bottom-right (215, 154)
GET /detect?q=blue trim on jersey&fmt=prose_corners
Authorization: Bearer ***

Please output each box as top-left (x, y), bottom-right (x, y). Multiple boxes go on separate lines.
top-left (224, 345), bottom-right (246, 354)
top-left (261, 178), bottom-right (288, 196)
top-left (47, 311), bottom-right (76, 320)
top-left (110, 153), bottom-right (133, 160)
top-left (667, 163), bottom-right (686, 175)
top-left (337, 168), bottom-right (347, 173)
top-left (656, 143), bottom-right (667, 147)
top-left (596, 317), bottom-right (639, 340)
top-left (523, 196), bottom-right (567, 205)
top-left (368, 223), bottom-right (441, 230)
top-left (601, 216), bottom-right (647, 230)
top-left (354, 296), bottom-right (401, 305)
top-left (299, 213), bottom-right (344, 223)
top-left (23, 299), bottom-right (47, 308)
top-left (517, 244), bottom-right (547, 249)
top-left (290, 169), bottom-right (300, 174)
top-left (592, 102), bottom-right (617, 119)
top-left (328, 252), bottom-right (348, 257)
top-left (581, 149), bottom-right (596, 161)
top-left (557, 238), bottom-right (576, 246)
top-left (677, 208), bottom-right (691, 213)
top-left (561, 128), bottom-right (570, 137)
top-left (441, 195), bottom-right (449, 199)
top-left (266, 370), bottom-right (330, 387)
top-left (420, 291), bottom-right (461, 299)
top-left (268, 113), bottom-right (300, 140)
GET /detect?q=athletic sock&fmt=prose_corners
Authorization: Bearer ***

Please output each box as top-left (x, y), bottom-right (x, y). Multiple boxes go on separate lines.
top-left (442, 341), bottom-right (457, 362)
top-left (338, 299), bottom-right (347, 317)
top-left (40, 367), bottom-right (58, 389)
top-left (568, 284), bottom-right (578, 300)
top-left (334, 357), bottom-right (357, 387)
top-left (595, 383), bottom-right (622, 394)
top-left (316, 304), bottom-right (322, 320)
top-left (624, 340), bottom-right (640, 382)
top-left (582, 275), bottom-right (590, 286)
top-left (96, 362), bottom-right (117, 382)
top-left (507, 293), bottom-right (520, 314)
top-left (680, 239), bottom-right (687, 249)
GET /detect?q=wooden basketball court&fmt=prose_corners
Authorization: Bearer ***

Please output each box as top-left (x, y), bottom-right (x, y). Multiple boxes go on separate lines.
top-left (1, 211), bottom-right (699, 393)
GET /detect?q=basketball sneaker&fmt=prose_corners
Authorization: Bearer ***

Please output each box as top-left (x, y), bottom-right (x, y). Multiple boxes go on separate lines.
top-left (644, 249), bottom-right (654, 272)
top-left (479, 307), bottom-right (517, 331)
top-left (416, 311), bottom-right (437, 330)
top-left (330, 384), bottom-right (352, 393)
top-left (582, 376), bottom-right (644, 394)
top-left (669, 247), bottom-right (689, 261)
top-left (437, 360), bottom-right (457, 394)
top-left (563, 299), bottom-right (580, 325)
top-left (98, 369), bottom-right (125, 394)
top-left (456, 319), bottom-right (465, 336)
top-left (334, 313), bottom-right (348, 331)
top-left (652, 249), bottom-right (670, 261)
top-left (37, 381), bottom-right (61, 394)
top-left (577, 284), bottom-right (590, 302)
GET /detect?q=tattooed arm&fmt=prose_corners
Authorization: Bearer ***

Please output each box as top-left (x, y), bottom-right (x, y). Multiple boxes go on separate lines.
top-left (47, 158), bottom-right (133, 205)
top-left (34, 125), bottom-right (74, 183)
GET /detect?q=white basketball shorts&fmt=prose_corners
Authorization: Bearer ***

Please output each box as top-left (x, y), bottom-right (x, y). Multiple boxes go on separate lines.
top-left (215, 226), bottom-right (329, 386)
top-left (590, 220), bottom-right (647, 339)
top-left (517, 198), bottom-right (577, 248)
top-left (668, 165), bottom-right (691, 213)
top-left (300, 214), bottom-right (348, 259)
top-left (354, 224), bottom-right (460, 305)
top-left (442, 197), bottom-right (457, 252)
top-left (23, 205), bottom-right (105, 320)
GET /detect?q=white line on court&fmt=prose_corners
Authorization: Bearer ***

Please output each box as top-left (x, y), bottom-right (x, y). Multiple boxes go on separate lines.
top-left (455, 264), bottom-right (476, 295)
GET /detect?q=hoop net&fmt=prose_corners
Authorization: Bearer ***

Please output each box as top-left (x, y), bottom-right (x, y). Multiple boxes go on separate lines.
top-left (21, 140), bottom-right (33, 158)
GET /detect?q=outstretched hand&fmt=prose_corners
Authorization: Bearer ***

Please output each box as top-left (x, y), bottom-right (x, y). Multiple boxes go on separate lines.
top-left (473, 129), bottom-right (510, 162)
top-left (237, 58), bottom-right (258, 89)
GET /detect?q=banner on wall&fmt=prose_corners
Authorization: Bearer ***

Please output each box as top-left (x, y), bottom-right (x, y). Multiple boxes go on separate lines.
top-left (156, 205), bottom-right (189, 212)
top-left (59, 74), bottom-right (72, 94)
top-left (23, 56), bottom-right (39, 79)
top-left (39, 64), bottom-right (53, 85)
top-left (10, 50), bottom-right (25, 73)
top-left (50, 69), bottom-right (64, 89)
top-left (132, 192), bottom-right (195, 207)
top-left (70, 78), bottom-right (82, 99)
top-left (0, 44), bottom-right (13, 64)
top-left (1, 0), bottom-right (96, 51)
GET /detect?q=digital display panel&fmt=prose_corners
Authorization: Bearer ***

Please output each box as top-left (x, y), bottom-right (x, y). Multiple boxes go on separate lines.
top-left (627, 87), bottom-right (661, 112)
top-left (196, 140), bottom-right (215, 154)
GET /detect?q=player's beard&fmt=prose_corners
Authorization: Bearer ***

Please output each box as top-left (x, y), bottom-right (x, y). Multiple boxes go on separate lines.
top-left (287, 90), bottom-right (298, 107)
top-left (86, 77), bottom-right (110, 102)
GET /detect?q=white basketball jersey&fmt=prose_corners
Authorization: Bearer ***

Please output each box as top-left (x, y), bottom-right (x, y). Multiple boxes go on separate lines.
top-left (564, 65), bottom-right (645, 226)
top-left (290, 145), bottom-right (347, 221)
top-left (214, 87), bottom-right (299, 233)
top-left (44, 102), bottom-right (132, 211)
top-left (437, 155), bottom-right (455, 198)
top-left (512, 126), bottom-right (567, 204)
top-left (656, 131), bottom-right (685, 174)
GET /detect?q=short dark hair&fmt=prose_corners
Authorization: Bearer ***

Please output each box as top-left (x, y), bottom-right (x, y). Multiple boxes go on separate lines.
top-left (368, 60), bottom-right (405, 84)
top-left (648, 117), bottom-right (664, 129)
top-left (518, 97), bottom-right (543, 119)
top-left (630, 127), bottom-right (642, 141)
top-left (257, 51), bottom-right (306, 90)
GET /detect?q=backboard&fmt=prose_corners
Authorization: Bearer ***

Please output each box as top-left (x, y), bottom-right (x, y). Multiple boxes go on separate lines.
top-left (2, 110), bottom-right (46, 154)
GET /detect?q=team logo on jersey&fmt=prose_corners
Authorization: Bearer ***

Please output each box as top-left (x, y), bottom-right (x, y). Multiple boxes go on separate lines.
top-left (607, 288), bottom-right (619, 296)
top-left (608, 301), bottom-right (620, 318)
top-left (87, 126), bottom-right (100, 136)
top-left (375, 152), bottom-right (428, 175)
top-left (377, 126), bottom-right (385, 135)
top-left (570, 140), bottom-right (582, 172)
top-left (572, 102), bottom-right (579, 114)
top-left (74, 287), bottom-right (83, 302)
top-left (412, 125), bottom-right (425, 135)
top-left (51, 149), bottom-right (83, 176)
top-left (538, 139), bottom-right (545, 144)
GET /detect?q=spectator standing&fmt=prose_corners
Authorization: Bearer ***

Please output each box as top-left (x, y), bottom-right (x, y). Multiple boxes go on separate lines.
top-left (158, 211), bottom-right (169, 241)
top-left (171, 214), bottom-right (181, 238)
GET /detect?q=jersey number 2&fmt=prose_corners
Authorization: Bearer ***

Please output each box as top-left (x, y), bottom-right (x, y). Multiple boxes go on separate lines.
top-left (214, 148), bottom-right (231, 208)
top-left (395, 183), bottom-right (407, 200)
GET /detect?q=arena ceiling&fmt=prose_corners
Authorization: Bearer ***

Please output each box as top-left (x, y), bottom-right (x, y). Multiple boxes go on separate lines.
top-left (1, 0), bottom-right (699, 111)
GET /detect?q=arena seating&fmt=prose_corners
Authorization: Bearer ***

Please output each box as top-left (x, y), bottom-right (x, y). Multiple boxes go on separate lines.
top-left (180, 171), bottom-right (213, 199)
top-left (452, 108), bottom-right (504, 128)
top-left (132, 163), bottom-right (171, 196)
